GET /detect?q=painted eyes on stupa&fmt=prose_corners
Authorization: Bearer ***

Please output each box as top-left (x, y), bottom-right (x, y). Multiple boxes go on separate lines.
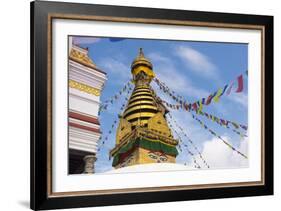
top-left (148, 152), bottom-right (168, 162)
top-left (148, 153), bottom-right (158, 160)
top-left (159, 156), bottom-right (168, 162)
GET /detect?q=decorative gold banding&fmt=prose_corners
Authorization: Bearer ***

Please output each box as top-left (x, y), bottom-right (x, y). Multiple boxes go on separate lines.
top-left (134, 87), bottom-right (150, 91)
top-left (69, 80), bottom-right (100, 96)
top-left (128, 95), bottom-right (154, 103)
top-left (123, 105), bottom-right (158, 116)
top-left (126, 100), bottom-right (155, 108)
top-left (131, 91), bottom-right (152, 98)
top-left (130, 92), bottom-right (152, 98)
top-left (69, 48), bottom-right (97, 69)
top-left (130, 119), bottom-right (149, 126)
top-left (125, 112), bottom-right (155, 121)
top-left (134, 85), bottom-right (150, 89)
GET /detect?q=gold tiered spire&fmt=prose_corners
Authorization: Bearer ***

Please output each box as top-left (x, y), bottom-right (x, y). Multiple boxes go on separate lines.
top-left (110, 48), bottom-right (178, 168)
top-left (123, 49), bottom-right (157, 128)
top-left (131, 48), bottom-right (155, 84)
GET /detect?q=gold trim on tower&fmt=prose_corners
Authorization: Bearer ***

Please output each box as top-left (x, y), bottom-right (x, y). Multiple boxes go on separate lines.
top-left (111, 48), bottom-right (178, 168)
top-left (69, 80), bottom-right (101, 96)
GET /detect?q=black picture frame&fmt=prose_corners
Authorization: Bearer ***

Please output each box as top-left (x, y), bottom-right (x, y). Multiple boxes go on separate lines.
top-left (30, 1), bottom-right (273, 210)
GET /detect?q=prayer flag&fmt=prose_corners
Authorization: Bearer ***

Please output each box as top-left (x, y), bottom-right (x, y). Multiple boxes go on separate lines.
top-left (226, 82), bottom-right (234, 95)
top-left (240, 124), bottom-right (248, 130)
top-left (232, 122), bottom-right (239, 129)
top-left (192, 103), bottom-right (198, 111)
top-left (202, 98), bottom-right (206, 104)
top-left (213, 88), bottom-right (223, 102)
top-left (220, 85), bottom-right (228, 96)
top-left (236, 75), bottom-right (244, 92)
top-left (198, 100), bottom-right (203, 113)
top-left (206, 93), bottom-right (215, 105)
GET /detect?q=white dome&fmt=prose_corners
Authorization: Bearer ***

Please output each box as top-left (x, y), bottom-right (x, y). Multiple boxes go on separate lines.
top-left (105, 163), bottom-right (195, 174)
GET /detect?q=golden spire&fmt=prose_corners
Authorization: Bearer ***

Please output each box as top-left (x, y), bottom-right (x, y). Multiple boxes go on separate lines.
top-left (110, 48), bottom-right (178, 168)
top-left (131, 48), bottom-right (155, 82)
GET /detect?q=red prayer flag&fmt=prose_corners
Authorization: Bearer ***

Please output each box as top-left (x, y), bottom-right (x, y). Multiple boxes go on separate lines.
top-left (192, 103), bottom-right (198, 111)
top-left (205, 95), bottom-right (213, 105)
top-left (236, 75), bottom-right (243, 92)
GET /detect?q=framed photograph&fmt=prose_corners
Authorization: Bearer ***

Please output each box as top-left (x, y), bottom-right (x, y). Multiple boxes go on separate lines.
top-left (30, 1), bottom-right (273, 210)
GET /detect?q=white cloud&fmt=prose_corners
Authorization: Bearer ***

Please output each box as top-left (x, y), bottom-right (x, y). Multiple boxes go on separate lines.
top-left (72, 37), bottom-right (101, 45)
top-left (148, 52), bottom-right (208, 98)
top-left (195, 136), bottom-right (248, 169)
top-left (227, 92), bottom-right (248, 108)
top-left (175, 46), bottom-right (217, 78)
top-left (99, 58), bottom-right (130, 82)
top-left (148, 52), bottom-right (171, 63)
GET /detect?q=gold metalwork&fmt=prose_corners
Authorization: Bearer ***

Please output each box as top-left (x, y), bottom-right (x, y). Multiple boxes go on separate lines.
top-left (130, 119), bottom-right (149, 126)
top-left (110, 127), bottom-right (178, 157)
top-left (69, 48), bottom-right (97, 69)
top-left (131, 48), bottom-right (153, 69)
top-left (112, 48), bottom-right (179, 168)
top-left (116, 118), bottom-right (132, 144)
top-left (125, 112), bottom-right (156, 121)
top-left (123, 105), bottom-right (158, 117)
top-left (147, 112), bottom-right (173, 138)
top-left (131, 91), bottom-right (152, 98)
top-left (115, 148), bottom-right (176, 168)
top-left (69, 80), bottom-right (100, 96)
top-left (126, 100), bottom-right (155, 108)
top-left (128, 95), bottom-right (154, 102)
top-left (131, 48), bottom-right (155, 82)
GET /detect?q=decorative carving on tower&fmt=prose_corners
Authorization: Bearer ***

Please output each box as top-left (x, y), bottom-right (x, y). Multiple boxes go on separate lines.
top-left (68, 40), bottom-right (107, 174)
top-left (110, 48), bottom-right (178, 168)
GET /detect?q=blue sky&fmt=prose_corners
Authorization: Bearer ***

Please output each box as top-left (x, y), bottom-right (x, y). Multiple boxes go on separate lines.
top-left (72, 36), bottom-right (248, 173)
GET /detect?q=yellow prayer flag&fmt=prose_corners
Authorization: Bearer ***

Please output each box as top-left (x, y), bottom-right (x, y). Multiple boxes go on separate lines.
top-left (213, 88), bottom-right (223, 103)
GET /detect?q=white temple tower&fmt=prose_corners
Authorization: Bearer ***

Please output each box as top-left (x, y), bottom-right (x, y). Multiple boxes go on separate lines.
top-left (68, 39), bottom-right (107, 174)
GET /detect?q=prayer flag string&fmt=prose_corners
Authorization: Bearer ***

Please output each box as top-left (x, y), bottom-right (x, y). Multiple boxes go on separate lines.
top-left (97, 87), bottom-right (134, 156)
top-left (99, 80), bottom-right (133, 112)
top-left (159, 97), bottom-right (248, 134)
top-left (194, 111), bottom-right (248, 138)
top-left (167, 113), bottom-right (210, 168)
top-left (154, 71), bottom-right (247, 113)
top-left (191, 114), bottom-right (248, 159)
top-left (168, 122), bottom-right (202, 169)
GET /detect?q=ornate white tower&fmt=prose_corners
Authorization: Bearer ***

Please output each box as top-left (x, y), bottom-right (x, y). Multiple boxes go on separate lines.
top-left (68, 40), bottom-right (107, 174)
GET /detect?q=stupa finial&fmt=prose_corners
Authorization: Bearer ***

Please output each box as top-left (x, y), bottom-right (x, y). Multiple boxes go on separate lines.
top-left (139, 47), bottom-right (144, 57)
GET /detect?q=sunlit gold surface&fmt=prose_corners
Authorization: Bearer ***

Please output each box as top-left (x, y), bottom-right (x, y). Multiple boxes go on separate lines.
top-left (116, 118), bottom-right (132, 145)
top-left (147, 112), bottom-right (173, 137)
top-left (125, 112), bottom-right (156, 121)
top-left (126, 100), bottom-right (155, 108)
top-left (115, 148), bottom-right (176, 168)
top-left (131, 91), bottom-right (152, 98)
top-left (123, 105), bottom-right (158, 117)
top-left (69, 80), bottom-right (100, 96)
top-left (111, 127), bottom-right (178, 157)
top-left (112, 48), bottom-right (178, 168)
top-left (69, 48), bottom-right (97, 69)
top-left (131, 48), bottom-right (155, 82)
top-left (128, 95), bottom-right (154, 103)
